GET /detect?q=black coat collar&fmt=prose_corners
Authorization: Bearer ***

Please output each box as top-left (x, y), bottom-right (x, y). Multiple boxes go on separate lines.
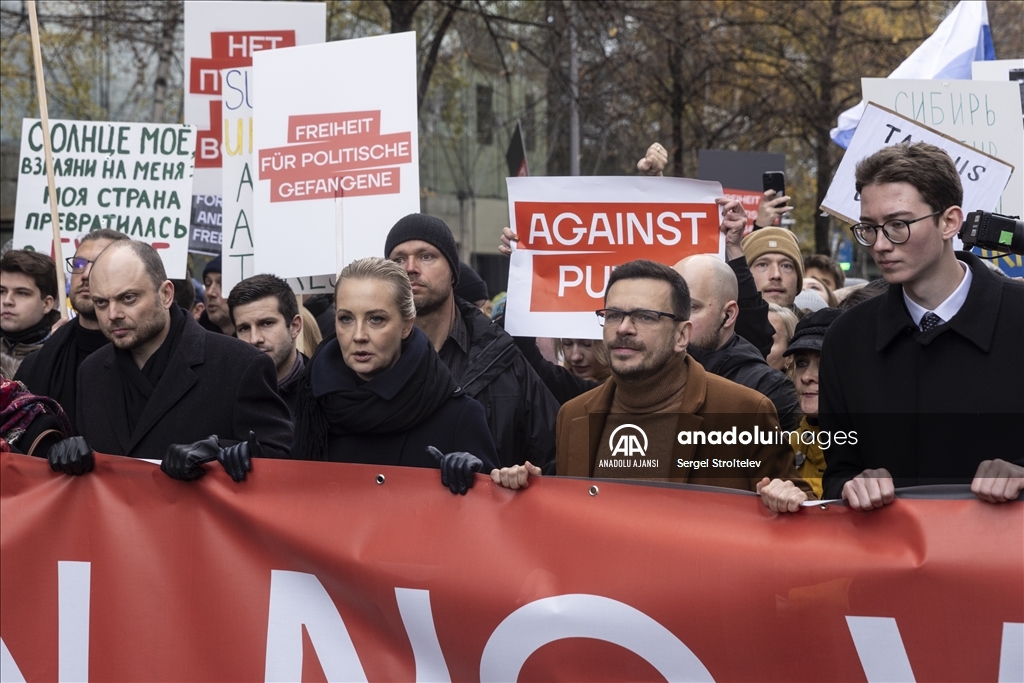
top-left (875, 251), bottom-right (1001, 353)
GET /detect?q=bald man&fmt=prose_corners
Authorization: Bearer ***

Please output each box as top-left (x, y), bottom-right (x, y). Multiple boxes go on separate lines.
top-left (675, 255), bottom-right (800, 431)
top-left (69, 240), bottom-right (292, 478)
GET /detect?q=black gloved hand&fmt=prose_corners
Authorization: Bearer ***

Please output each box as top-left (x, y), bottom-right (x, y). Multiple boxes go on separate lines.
top-left (47, 436), bottom-right (94, 476)
top-left (427, 445), bottom-right (483, 495)
top-left (162, 435), bottom-right (220, 481)
top-left (217, 430), bottom-right (261, 482)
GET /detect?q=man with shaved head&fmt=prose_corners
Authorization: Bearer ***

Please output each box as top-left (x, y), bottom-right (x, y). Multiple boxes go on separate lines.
top-left (62, 240), bottom-right (292, 480)
top-left (674, 255), bottom-right (800, 431)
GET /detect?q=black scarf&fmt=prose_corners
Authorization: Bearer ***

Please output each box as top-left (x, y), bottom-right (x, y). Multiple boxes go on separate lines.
top-left (1, 314), bottom-right (54, 346)
top-left (114, 304), bottom-right (186, 434)
top-left (294, 326), bottom-right (456, 460)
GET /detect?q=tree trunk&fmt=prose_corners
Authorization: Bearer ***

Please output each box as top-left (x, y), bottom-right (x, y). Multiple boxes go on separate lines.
top-left (668, 5), bottom-right (684, 177)
top-left (151, 1), bottom-right (180, 123)
top-left (814, 0), bottom-right (842, 254)
top-left (388, 1), bottom-right (420, 34)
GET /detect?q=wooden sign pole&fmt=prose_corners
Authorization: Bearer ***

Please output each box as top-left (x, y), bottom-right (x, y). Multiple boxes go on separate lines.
top-left (27, 0), bottom-right (68, 318)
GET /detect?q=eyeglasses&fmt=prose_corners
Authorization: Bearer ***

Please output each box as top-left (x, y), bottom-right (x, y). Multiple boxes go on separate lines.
top-left (850, 211), bottom-right (942, 247)
top-left (596, 308), bottom-right (683, 327)
top-left (65, 256), bottom-right (94, 274)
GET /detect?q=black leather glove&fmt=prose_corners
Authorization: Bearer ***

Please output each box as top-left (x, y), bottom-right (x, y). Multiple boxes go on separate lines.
top-left (162, 436), bottom-right (220, 481)
top-left (47, 436), bottom-right (94, 476)
top-left (217, 431), bottom-right (260, 482)
top-left (427, 445), bottom-right (483, 495)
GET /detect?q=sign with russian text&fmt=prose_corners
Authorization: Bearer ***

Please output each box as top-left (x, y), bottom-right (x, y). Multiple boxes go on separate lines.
top-left (860, 78), bottom-right (1023, 220)
top-left (253, 33), bottom-right (420, 280)
top-left (505, 176), bottom-right (723, 339)
top-left (183, 1), bottom-right (325, 195)
top-left (1, 453), bottom-right (1021, 682)
top-left (821, 103), bottom-right (1013, 227)
top-left (13, 119), bottom-right (197, 278)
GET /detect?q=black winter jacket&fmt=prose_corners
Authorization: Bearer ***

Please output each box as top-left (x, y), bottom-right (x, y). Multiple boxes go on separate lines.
top-left (451, 300), bottom-right (559, 472)
top-left (689, 334), bottom-right (801, 431)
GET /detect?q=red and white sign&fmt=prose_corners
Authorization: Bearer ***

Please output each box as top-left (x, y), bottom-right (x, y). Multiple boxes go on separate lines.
top-left (253, 33), bottom-right (420, 280)
top-left (506, 177), bottom-right (724, 339)
top-left (1, 452), bottom-right (1021, 682)
top-left (183, 1), bottom-right (326, 195)
top-left (721, 187), bottom-right (764, 234)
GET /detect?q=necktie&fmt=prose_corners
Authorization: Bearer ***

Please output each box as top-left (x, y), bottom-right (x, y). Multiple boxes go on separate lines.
top-left (920, 311), bottom-right (944, 332)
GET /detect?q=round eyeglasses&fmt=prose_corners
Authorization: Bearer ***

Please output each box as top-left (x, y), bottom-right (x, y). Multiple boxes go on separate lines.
top-left (850, 211), bottom-right (942, 247)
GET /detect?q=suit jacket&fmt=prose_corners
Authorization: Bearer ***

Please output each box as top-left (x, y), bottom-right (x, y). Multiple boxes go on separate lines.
top-left (77, 315), bottom-right (292, 460)
top-left (556, 355), bottom-right (813, 495)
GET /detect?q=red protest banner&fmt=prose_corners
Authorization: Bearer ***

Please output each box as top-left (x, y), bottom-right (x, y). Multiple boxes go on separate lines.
top-left (1, 452), bottom-right (1021, 682)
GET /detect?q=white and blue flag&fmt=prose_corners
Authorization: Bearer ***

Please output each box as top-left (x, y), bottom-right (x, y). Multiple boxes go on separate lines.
top-left (830, 0), bottom-right (996, 149)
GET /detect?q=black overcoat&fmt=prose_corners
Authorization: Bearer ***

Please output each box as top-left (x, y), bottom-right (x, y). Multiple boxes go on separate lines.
top-left (76, 314), bottom-right (293, 460)
top-left (820, 252), bottom-right (1024, 498)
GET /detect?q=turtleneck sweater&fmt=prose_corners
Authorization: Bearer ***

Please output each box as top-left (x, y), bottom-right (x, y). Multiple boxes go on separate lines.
top-left (593, 350), bottom-right (688, 479)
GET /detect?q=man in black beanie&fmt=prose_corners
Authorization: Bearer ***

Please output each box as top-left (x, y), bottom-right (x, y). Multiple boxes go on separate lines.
top-left (385, 213), bottom-right (559, 472)
top-left (455, 262), bottom-right (490, 310)
top-left (198, 256), bottom-right (234, 336)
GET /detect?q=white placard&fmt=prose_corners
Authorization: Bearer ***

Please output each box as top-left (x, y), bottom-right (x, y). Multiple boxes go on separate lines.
top-left (184, 1), bottom-right (325, 196)
top-left (972, 59), bottom-right (1024, 82)
top-left (506, 176), bottom-right (724, 340)
top-left (252, 33), bottom-right (421, 280)
top-left (221, 67), bottom-right (254, 293)
top-left (821, 103), bottom-right (1014, 226)
top-left (13, 119), bottom-right (197, 278)
top-left (860, 78), bottom-right (1023, 219)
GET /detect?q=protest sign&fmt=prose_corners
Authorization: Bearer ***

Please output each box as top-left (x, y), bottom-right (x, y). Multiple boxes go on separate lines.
top-left (184, 1), bottom-right (325, 195)
top-left (13, 119), bottom-right (196, 278)
top-left (860, 78), bottom-right (1023, 220)
top-left (698, 149), bottom-right (786, 232)
top-left (189, 195), bottom-right (222, 256)
top-left (221, 67), bottom-right (254, 292)
top-left (821, 103), bottom-right (1013, 227)
top-left (2, 452), bottom-right (1021, 682)
top-left (253, 33), bottom-right (420, 280)
top-left (219, 67), bottom-right (335, 295)
top-left (505, 176), bottom-right (723, 339)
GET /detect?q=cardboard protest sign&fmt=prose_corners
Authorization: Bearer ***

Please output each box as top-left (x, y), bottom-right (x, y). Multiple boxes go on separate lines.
top-left (506, 177), bottom-right (723, 340)
top-left (13, 119), bottom-right (196, 278)
top-left (860, 78), bottom-right (1023, 220)
top-left (253, 33), bottom-right (420, 280)
top-left (821, 103), bottom-right (1013, 228)
top-left (184, 1), bottom-right (325, 195)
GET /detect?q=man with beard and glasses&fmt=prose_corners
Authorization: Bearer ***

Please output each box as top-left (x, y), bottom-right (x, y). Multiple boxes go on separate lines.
top-left (385, 213), bottom-right (559, 472)
top-left (490, 259), bottom-right (813, 513)
top-left (15, 229), bottom-right (128, 432)
top-left (62, 240), bottom-right (292, 481)
top-left (674, 254), bottom-right (800, 430)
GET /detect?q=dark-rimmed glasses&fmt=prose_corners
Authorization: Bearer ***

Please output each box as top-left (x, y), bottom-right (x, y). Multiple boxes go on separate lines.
top-left (596, 308), bottom-right (683, 327)
top-left (65, 256), bottom-right (94, 274)
top-left (850, 211), bottom-right (942, 247)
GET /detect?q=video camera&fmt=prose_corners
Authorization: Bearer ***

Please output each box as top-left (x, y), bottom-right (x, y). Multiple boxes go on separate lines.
top-left (959, 211), bottom-right (1024, 256)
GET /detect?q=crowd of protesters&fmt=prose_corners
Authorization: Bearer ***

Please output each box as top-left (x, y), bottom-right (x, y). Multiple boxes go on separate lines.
top-left (2, 141), bottom-right (1022, 510)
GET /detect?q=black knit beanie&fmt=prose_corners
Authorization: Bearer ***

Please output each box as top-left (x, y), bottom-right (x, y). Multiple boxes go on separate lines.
top-left (455, 262), bottom-right (488, 303)
top-left (202, 255), bottom-right (222, 280)
top-left (384, 213), bottom-right (460, 287)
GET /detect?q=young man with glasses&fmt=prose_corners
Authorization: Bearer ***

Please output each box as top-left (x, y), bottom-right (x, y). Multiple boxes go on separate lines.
top-left (820, 142), bottom-right (1024, 508)
top-left (15, 229), bottom-right (128, 432)
top-left (491, 259), bottom-right (813, 512)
